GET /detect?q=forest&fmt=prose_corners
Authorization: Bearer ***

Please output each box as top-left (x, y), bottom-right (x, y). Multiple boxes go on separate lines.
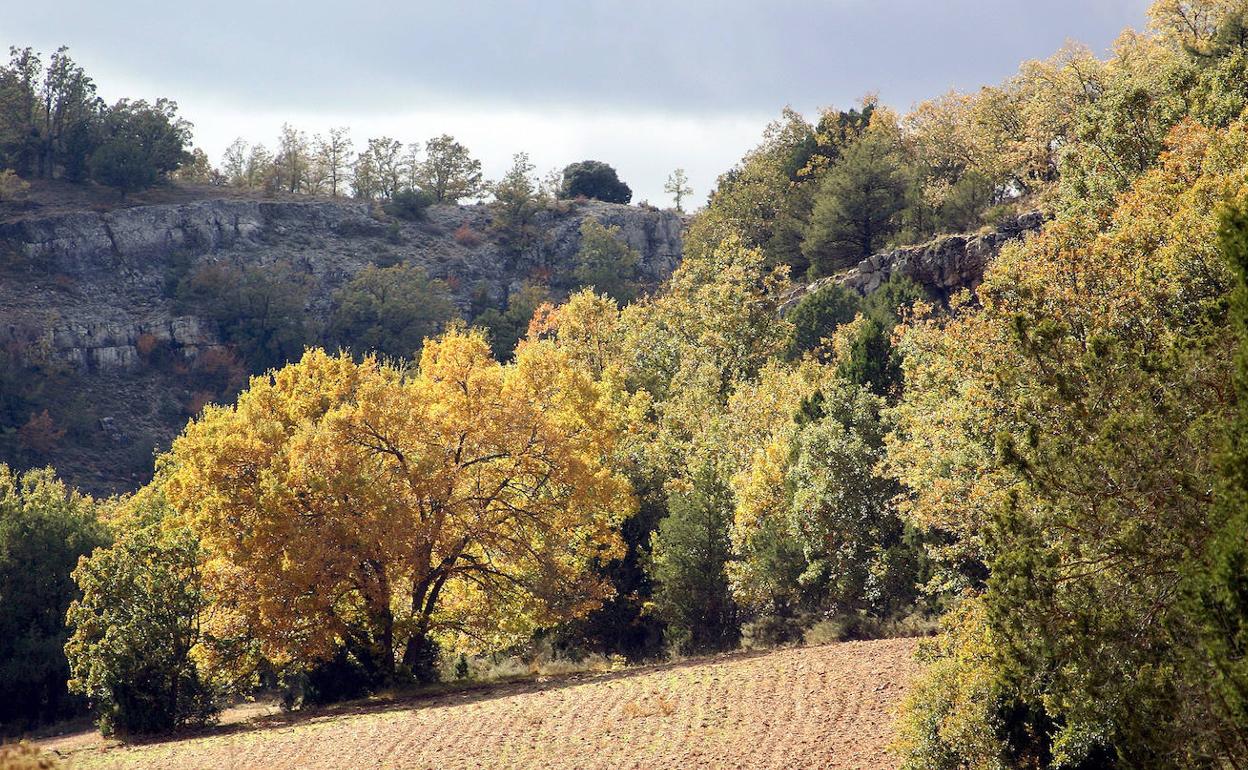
top-left (2, 1), bottom-right (1248, 768)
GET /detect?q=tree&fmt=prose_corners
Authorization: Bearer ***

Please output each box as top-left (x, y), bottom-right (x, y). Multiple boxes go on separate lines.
top-left (315, 127), bottom-right (353, 198)
top-left (34, 47), bottom-right (100, 180)
top-left (174, 147), bottom-right (216, 184)
top-left (475, 282), bottom-right (550, 361)
top-left (649, 461), bottom-right (738, 653)
top-left (355, 137), bottom-right (405, 200)
top-left (802, 129), bottom-right (907, 276)
top-left (784, 385), bottom-right (914, 618)
top-left (490, 152), bottom-right (544, 255)
top-left (0, 465), bottom-right (106, 729)
top-left (244, 142), bottom-right (273, 189)
top-left (176, 260), bottom-right (313, 372)
top-left (65, 489), bottom-right (223, 736)
top-left (1185, 194), bottom-right (1248, 759)
top-left (784, 283), bottom-right (862, 360)
top-left (327, 264), bottom-right (457, 360)
top-left (221, 138), bottom-right (248, 186)
top-left (0, 47), bottom-right (41, 176)
top-left (414, 134), bottom-right (485, 203)
top-left (274, 123), bottom-right (309, 194)
top-left (891, 115), bottom-right (1248, 766)
top-left (559, 160), bottom-right (632, 204)
top-left (89, 98), bottom-right (191, 195)
top-left (663, 168), bottom-right (693, 212)
top-left (162, 334), bottom-right (633, 685)
top-left (573, 217), bottom-right (640, 305)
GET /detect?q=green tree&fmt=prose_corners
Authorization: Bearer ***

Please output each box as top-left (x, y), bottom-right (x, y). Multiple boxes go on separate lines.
top-left (65, 490), bottom-right (222, 736)
top-left (785, 385), bottom-right (915, 619)
top-left (475, 282), bottom-right (549, 361)
top-left (559, 160), bottom-right (632, 204)
top-left (0, 465), bottom-right (106, 729)
top-left (414, 134), bottom-right (485, 203)
top-left (34, 47), bottom-right (100, 180)
top-left (784, 283), bottom-right (861, 360)
top-left (328, 264), bottom-right (457, 360)
top-left (649, 462), bottom-right (738, 654)
top-left (573, 217), bottom-right (640, 305)
top-left (802, 130), bottom-right (907, 276)
top-left (0, 47), bottom-right (41, 176)
top-left (663, 168), bottom-right (692, 212)
top-left (1185, 196), bottom-right (1248, 758)
top-left (490, 152), bottom-right (544, 256)
top-left (891, 115), bottom-right (1248, 767)
top-left (274, 123), bottom-right (310, 194)
top-left (354, 137), bottom-right (405, 200)
top-left (177, 260), bottom-right (313, 372)
top-left (90, 98), bottom-right (192, 195)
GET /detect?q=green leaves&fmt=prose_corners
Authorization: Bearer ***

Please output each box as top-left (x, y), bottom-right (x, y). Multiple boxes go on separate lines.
top-left (65, 494), bottom-right (221, 735)
top-left (0, 465), bottom-right (106, 728)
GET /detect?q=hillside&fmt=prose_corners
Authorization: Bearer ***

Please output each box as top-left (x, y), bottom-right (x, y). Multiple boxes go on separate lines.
top-left (0, 189), bottom-right (684, 493)
top-left (42, 638), bottom-right (919, 770)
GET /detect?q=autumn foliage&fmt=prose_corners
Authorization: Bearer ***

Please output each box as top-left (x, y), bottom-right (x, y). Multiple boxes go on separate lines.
top-left (161, 329), bottom-right (632, 682)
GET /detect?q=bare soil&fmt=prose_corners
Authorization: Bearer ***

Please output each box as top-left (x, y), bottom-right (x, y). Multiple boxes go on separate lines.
top-left (42, 637), bottom-right (920, 770)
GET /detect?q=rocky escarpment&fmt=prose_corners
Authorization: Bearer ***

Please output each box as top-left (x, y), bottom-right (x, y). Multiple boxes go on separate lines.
top-left (0, 197), bottom-right (684, 371)
top-left (0, 196), bottom-right (683, 492)
top-left (778, 211), bottom-right (1046, 314)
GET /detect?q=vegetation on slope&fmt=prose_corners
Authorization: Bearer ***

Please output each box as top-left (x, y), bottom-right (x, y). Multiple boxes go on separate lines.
top-left (2, 5), bottom-right (1248, 769)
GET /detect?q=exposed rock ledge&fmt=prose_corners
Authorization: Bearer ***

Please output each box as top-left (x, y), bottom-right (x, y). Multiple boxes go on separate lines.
top-left (0, 197), bottom-right (685, 372)
top-left (778, 211), bottom-right (1046, 315)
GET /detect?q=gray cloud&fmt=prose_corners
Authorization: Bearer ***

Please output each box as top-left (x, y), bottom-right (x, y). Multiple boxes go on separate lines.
top-left (8, 0), bottom-right (1150, 114)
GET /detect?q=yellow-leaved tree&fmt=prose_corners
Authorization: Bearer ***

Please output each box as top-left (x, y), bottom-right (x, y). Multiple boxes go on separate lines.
top-left (162, 328), bottom-right (632, 682)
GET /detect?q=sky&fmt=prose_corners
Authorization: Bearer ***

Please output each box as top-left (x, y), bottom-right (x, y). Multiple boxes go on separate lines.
top-left (3, 0), bottom-right (1153, 205)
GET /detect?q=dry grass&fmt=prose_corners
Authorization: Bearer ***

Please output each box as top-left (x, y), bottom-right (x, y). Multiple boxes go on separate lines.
top-left (44, 638), bottom-right (920, 770)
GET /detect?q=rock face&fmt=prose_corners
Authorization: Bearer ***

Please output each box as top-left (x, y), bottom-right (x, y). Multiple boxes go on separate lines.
top-left (0, 197), bottom-right (685, 372)
top-left (0, 196), bottom-right (683, 493)
top-left (778, 211), bottom-right (1045, 315)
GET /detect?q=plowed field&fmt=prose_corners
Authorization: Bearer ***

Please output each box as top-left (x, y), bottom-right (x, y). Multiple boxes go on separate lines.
top-left (48, 637), bottom-right (920, 770)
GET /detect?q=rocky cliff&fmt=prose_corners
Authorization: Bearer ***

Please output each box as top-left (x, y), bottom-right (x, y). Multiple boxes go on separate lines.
top-left (0, 197), bottom-right (684, 372)
top-left (778, 211), bottom-right (1046, 315)
top-left (0, 196), bottom-right (684, 491)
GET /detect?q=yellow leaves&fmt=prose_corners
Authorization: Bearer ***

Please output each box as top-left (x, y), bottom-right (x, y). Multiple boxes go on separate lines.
top-left (161, 329), bottom-right (634, 665)
top-left (1148, 0), bottom-right (1243, 51)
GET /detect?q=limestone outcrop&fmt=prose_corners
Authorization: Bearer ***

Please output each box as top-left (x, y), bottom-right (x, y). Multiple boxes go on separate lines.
top-left (778, 211), bottom-right (1045, 315)
top-left (0, 198), bottom-right (685, 372)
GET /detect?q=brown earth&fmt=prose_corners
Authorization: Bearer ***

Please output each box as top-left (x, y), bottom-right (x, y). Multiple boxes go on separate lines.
top-left (42, 637), bottom-right (920, 770)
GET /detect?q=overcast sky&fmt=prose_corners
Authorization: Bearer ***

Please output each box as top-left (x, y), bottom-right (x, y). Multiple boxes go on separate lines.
top-left (4, 0), bottom-right (1151, 204)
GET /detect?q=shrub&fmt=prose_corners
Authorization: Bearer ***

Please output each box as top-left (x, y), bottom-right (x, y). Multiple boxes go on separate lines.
top-left (452, 223), bottom-right (483, 247)
top-left (0, 171), bottom-right (30, 203)
top-left (65, 494), bottom-right (222, 735)
top-left (784, 283), bottom-right (862, 360)
top-left (327, 264), bottom-right (458, 360)
top-left (17, 411), bottom-right (65, 458)
top-left (573, 218), bottom-right (640, 305)
top-left (384, 188), bottom-right (435, 221)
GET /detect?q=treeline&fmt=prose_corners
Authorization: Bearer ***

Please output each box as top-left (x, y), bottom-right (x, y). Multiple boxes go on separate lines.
top-left (200, 128), bottom-right (640, 209)
top-left (0, 45), bottom-right (661, 210)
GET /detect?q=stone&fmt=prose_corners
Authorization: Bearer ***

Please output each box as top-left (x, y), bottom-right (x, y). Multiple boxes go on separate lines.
top-left (778, 213), bottom-right (1045, 316)
top-left (0, 196), bottom-right (685, 373)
